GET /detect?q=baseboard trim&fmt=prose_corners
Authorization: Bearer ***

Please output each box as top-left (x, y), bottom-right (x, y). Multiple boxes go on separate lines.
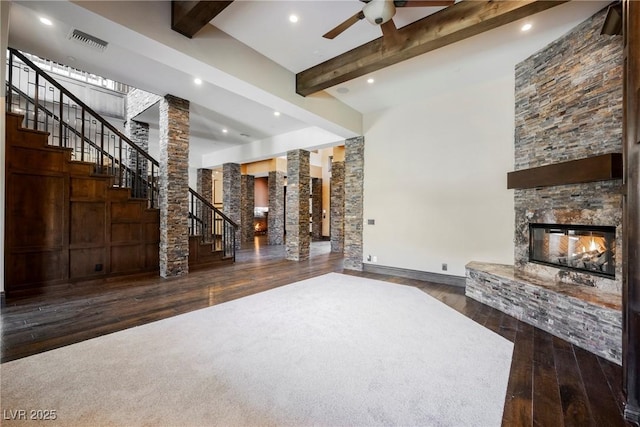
top-left (362, 263), bottom-right (466, 288)
top-left (625, 403), bottom-right (640, 426)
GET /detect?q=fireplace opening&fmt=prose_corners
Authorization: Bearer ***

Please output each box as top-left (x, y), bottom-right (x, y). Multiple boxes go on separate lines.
top-left (529, 223), bottom-right (616, 278)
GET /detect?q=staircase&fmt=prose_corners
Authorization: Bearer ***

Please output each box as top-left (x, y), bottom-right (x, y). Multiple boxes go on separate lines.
top-left (4, 48), bottom-right (237, 294)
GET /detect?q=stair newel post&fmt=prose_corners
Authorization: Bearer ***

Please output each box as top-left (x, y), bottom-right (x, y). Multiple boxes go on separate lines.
top-left (223, 217), bottom-right (227, 257)
top-left (118, 137), bottom-right (123, 188)
top-left (213, 209), bottom-right (218, 250)
top-left (232, 223), bottom-right (236, 262)
top-left (99, 122), bottom-right (104, 172)
top-left (33, 71), bottom-right (39, 131)
top-left (80, 107), bottom-right (85, 161)
top-left (58, 90), bottom-right (63, 147)
top-left (7, 49), bottom-right (13, 111)
top-left (150, 163), bottom-right (155, 208)
top-left (135, 150), bottom-right (140, 198)
top-left (189, 191), bottom-right (193, 236)
top-left (44, 107), bottom-right (48, 139)
top-left (109, 135), bottom-right (114, 177)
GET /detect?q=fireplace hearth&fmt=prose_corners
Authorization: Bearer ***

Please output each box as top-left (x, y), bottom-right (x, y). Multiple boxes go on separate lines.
top-left (529, 223), bottom-right (616, 278)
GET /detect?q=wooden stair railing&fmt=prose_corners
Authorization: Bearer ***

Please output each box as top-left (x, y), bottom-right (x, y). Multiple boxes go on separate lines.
top-left (5, 47), bottom-right (237, 262)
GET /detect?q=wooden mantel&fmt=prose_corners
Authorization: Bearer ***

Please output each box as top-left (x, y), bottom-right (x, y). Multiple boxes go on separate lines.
top-left (506, 153), bottom-right (623, 189)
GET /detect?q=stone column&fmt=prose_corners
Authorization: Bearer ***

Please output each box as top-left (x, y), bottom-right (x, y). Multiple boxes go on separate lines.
top-left (268, 170), bottom-right (285, 245)
top-left (241, 174), bottom-right (255, 243)
top-left (159, 94), bottom-right (189, 277)
top-left (286, 149), bottom-right (310, 261)
top-left (197, 168), bottom-right (213, 241)
top-left (330, 161), bottom-right (345, 253)
top-left (197, 168), bottom-right (213, 203)
top-left (344, 136), bottom-right (365, 271)
top-left (223, 163), bottom-right (241, 248)
top-left (126, 120), bottom-right (149, 150)
top-left (312, 178), bottom-right (323, 240)
top-left (125, 88), bottom-right (160, 202)
top-left (125, 119), bottom-right (149, 197)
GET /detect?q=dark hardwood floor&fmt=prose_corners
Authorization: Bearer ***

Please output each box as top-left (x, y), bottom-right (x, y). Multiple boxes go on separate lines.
top-left (0, 237), bottom-right (631, 426)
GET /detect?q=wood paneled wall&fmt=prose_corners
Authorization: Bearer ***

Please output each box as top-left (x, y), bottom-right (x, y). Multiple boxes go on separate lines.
top-left (4, 113), bottom-right (159, 295)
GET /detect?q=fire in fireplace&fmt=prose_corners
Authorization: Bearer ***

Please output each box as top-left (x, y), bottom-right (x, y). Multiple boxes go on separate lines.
top-left (529, 223), bottom-right (616, 278)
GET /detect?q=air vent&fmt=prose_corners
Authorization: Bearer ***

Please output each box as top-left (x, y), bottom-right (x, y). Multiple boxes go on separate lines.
top-left (68, 29), bottom-right (108, 51)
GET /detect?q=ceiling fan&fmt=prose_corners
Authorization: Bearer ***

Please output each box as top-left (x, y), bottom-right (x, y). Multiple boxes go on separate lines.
top-left (323, 0), bottom-right (455, 40)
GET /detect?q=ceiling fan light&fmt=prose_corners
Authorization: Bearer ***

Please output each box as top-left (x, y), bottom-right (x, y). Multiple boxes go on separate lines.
top-left (363, 0), bottom-right (396, 25)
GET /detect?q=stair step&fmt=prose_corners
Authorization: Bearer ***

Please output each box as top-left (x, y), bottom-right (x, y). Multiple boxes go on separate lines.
top-left (68, 161), bottom-right (96, 176)
top-left (108, 187), bottom-right (134, 201)
top-left (6, 113), bottom-right (52, 149)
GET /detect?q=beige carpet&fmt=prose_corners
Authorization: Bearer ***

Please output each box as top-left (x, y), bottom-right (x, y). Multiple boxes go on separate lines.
top-left (1, 273), bottom-right (513, 426)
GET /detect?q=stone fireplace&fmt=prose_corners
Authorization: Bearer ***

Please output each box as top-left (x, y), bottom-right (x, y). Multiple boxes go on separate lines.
top-left (514, 182), bottom-right (623, 295)
top-left (529, 223), bottom-right (616, 278)
top-left (466, 7), bottom-right (623, 364)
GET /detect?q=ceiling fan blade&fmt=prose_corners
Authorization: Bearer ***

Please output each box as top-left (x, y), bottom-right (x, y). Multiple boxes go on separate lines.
top-left (394, 1), bottom-right (455, 7)
top-left (380, 19), bottom-right (398, 37)
top-left (323, 11), bottom-right (365, 39)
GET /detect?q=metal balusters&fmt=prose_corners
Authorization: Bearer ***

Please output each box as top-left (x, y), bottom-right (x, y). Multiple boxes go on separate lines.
top-left (188, 189), bottom-right (237, 260)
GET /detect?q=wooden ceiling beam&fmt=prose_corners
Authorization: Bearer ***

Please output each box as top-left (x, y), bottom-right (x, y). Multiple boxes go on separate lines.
top-left (296, 0), bottom-right (567, 97)
top-left (171, 1), bottom-right (233, 38)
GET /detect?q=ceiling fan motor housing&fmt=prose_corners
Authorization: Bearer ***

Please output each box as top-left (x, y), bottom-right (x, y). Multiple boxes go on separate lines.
top-left (363, 0), bottom-right (396, 25)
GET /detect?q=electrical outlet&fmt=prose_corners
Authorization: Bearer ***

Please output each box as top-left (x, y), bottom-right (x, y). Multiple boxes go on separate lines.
top-left (442, 263), bottom-right (448, 271)
top-left (372, 256), bottom-right (378, 263)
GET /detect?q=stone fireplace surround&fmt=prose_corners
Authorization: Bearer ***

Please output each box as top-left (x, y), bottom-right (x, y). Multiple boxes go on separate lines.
top-left (466, 7), bottom-right (623, 364)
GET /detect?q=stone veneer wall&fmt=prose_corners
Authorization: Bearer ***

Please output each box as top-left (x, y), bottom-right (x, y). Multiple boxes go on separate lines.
top-left (158, 95), bottom-right (189, 277)
top-left (312, 178), bottom-right (322, 240)
top-left (514, 7), bottom-right (623, 294)
top-left (126, 120), bottom-right (149, 155)
top-left (197, 169), bottom-right (213, 204)
top-left (268, 171), bottom-right (285, 245)
top-left (223, 163), bottom-right (241, 248)
top-left (344, 137), bottom-right (364, 271)
top-left (330, 161), bottom-right (345, 253)
top-left (286, 150), bottom-right (310, 261)
top-left (125, 120), bottom-right (149, 195)
top-left (466, 262), bottom-right (622, 364)
top-left (241, 175), bottom-right (255, 243)
top-left (125, 88), bottom-right (160, 201)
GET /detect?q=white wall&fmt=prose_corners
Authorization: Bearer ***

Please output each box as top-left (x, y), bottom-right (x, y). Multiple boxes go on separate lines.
top-left (362, 75), bottom-right (515, 278)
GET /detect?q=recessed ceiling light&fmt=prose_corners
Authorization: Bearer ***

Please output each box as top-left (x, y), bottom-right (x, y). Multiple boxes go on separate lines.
top-left (521, 23), bottom-right (532, 32)
top-left (194, 78), bottom-right (202, 85)
top-left (222, 128), bottom-right (228, 133)
top-left (289, 14), bottom-right (299, 23)
top-left (274, 111), bottom-right (281, 117)
top-left (39, 17), bottom-right (53, 26)
top-left (367, 78), bottom-right (375, 84)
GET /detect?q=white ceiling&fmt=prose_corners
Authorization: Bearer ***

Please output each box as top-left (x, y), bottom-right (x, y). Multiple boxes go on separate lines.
top-left (6, 0), bottom-right (611, 168)
top-left (212, 1), bottom-right (450, 73)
